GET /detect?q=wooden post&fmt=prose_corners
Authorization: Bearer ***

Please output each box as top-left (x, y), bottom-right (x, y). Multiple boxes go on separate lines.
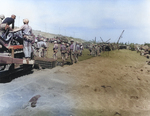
top-left (11, 48), bottom-right (14, 58)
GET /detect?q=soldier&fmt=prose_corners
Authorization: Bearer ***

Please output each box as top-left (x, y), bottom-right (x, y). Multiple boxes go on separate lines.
top-left (60, 42), bottom-right (66, 61)
top-left (91, 44), bottom-right (95, 56)
top-left (13, 19), bottom-right (33, 60)
top-left (53, 40), bottom-right (59, 60)
top-left (70, 39), bottom-right (75, 64)
top-left (97, 45), bottom-right (100, 56)
top-left (66, 43), bottom-right (70, 59)
top-left (89, 43), bottom-right (93, 55)
top-left (94, 44), bottom-right (98, 56)
top-left (111, 44), bottom-right (114, 50)
top-left (98, 45), bottom-right (102, 56)
top-left (75, 41), bottom-right (80, 60)
top-left (37, 38), bottom-right (47, 57)
top-left (80, 43), bottom-right (84, 56)
top-left (21, 19), bottom-right (34, 60)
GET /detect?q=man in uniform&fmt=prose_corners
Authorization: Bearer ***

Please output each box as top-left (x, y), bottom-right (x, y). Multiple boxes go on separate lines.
top-left (98, 45), bottom-right (102, 56)
top-left (60, 42), bottom-right (66, 65)
top-left (21, 19), bottom-right (33, 60)
top-left (70, 39), bottom-right (75, 64)
top-left (94, 44), bottom-right (98, 56)
top-left (53, 41), bottom-right (59, 60)
top-left (13, 18), bottom-right (33, 60)
top-left (80, 43), bottom-right (84, 56)
top-left (89, 43), bottom-right (93, 55)
top-left (37, 38), bottom-right (47, 57)
top-left (75, 41), bottom-right (80, 60)
top-left (65, 43), bottom-right (70, 59)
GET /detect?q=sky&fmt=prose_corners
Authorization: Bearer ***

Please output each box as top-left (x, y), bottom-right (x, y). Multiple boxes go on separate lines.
top-left (1, 0), bottom-right (150, 44)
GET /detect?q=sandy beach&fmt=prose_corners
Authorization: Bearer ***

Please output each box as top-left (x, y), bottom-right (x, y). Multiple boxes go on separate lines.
top-left (0, 49), bottom-right (150, 116)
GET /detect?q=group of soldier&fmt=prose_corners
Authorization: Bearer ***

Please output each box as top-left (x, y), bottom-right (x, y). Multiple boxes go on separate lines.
top-left (135, 45), bottom-right (150, 58)
top-left (52, 39), bottom-right (84, 64)
top-left (88, 44), bottom-right (102, 56)
top-left (30, 35), bottom-right (84, 65)
top-left (88, 43), bottom-right (116, 56)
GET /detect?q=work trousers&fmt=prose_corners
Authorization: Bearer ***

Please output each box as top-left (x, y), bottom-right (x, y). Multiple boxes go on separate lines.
top-left (70, 51), bottom-right (78, 63)
top-left (23, 40), bottom-right (32, 58)
top-left (70, 50), bottom-right (74, 63)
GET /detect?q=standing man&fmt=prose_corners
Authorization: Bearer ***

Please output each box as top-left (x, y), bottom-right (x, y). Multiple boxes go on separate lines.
top-left (98, 45), bottom-right (102, 56)
top-left (75, 41), bottom-right (80, 61)
top-left (65, 43), bottom-right (70, 59)
top-left (95, 44), bottom-right (99, 56)
top-left (37, 38), bottom-right (47, 57)
top-left (70, 39), bottom-right (75, 64)
top-left (89, 43), bottom-right (93, 55)
top-left (37, 38), bottom-right (47, 49)
top-left (80, 43), bottom-right (84, 56)
top-left (53, 41), bottom-right (59, 60)
top-left (21, 19), bottom-right (33, 60)
top-left (94, 44), bottom-right (98, 56)
top-left (60, 42), bottom-right (66, 64)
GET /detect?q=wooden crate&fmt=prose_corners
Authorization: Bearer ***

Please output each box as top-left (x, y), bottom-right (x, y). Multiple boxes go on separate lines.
top-left (34, 57), bottom-right (56, 69)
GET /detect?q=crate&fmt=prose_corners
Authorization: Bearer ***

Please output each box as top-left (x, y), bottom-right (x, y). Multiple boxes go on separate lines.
top-left (34, 57), bottom-right (56, 69)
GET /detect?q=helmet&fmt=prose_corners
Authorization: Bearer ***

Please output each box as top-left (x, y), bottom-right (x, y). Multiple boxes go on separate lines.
top-left (40, 38), bottom-right (44, 41)
top-left (54, 41), bottom-right (57, 44)
top-left (62, 42), bottom-right (64, 45)
top-left (0, 14), bottom-right (5, 20)
top-left (70, 39), bottom-right (74, 42)
top-left (23, 18), bottom-right (29, 24)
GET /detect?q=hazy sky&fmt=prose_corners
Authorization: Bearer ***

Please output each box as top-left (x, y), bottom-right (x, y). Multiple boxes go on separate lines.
top-left (1, 0), bottom-right (150, 44)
